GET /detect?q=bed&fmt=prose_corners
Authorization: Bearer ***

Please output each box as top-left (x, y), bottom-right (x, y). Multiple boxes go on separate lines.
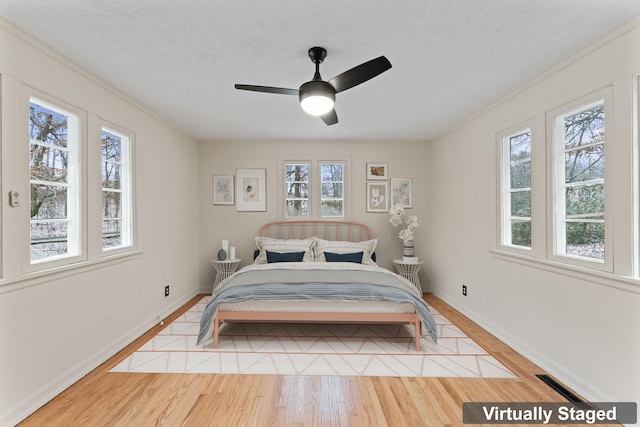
top-left (197, 220), bottom-right (437, 351)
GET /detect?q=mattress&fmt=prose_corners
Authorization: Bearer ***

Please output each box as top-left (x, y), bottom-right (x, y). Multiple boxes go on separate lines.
top-left (218, 299), bottom-right (415, 313)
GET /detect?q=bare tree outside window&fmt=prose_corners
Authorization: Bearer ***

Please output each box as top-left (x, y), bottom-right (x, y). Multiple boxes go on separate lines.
top-left (506, 130), bottom-right (531, 248)
top-left (320, 163), bottom-right (344, 217)
top-left (285, 163), bottom-right (309, 217)
top-left (29, 100), bottom-right (78, 261)
top-left (557, 102), bottom-right (605, 260)
top-left (102, 130), bottom-right (123, 248)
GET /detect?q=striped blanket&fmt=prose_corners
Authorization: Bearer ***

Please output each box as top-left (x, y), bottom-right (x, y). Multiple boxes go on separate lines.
top-left (197, 262), bottom-right (438, 345)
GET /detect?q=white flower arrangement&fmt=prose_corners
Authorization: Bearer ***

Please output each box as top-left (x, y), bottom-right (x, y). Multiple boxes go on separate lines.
top-left (388, 203), bottom-right (420, 241)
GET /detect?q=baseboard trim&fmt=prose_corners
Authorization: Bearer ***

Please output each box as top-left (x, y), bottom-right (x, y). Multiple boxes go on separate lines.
top-left (2, 289), bottom-right (200, 427)
top-left (433, 292), bottom-right (614, 403)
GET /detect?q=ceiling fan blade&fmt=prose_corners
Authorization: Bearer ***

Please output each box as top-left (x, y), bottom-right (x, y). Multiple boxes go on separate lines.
top-left (328, 56), bottom-right (392, 93)
top-left (321, 109), bottom-right (338, 126)
top-left (234, 84), bottom-right (299, 95)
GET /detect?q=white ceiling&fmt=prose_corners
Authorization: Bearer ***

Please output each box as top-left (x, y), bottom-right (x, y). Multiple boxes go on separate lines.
top-left (2, 1), bottom-right (639, 141)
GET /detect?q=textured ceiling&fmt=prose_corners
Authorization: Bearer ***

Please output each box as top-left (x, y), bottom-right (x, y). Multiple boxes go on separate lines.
top-left (1, 1), bottom-right (639, 141)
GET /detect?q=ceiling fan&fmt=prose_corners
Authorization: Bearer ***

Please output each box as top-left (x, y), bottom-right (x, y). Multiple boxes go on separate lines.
top-left (234, 47), bottom-right (392, 126)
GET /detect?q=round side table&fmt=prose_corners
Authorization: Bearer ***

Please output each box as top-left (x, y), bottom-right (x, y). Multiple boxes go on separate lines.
top-left (211, 258), bottom-right (241, 290)
top-left (392, 259), bottom-right (424, 289)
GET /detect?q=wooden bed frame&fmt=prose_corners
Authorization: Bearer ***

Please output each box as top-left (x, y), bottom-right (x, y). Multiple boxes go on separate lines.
top-left (212, 220), bottom-right (422, 350)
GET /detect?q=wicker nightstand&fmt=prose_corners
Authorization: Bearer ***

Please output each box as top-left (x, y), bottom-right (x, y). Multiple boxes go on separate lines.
top-left (392, 259), bottom-right (424, 289)
top-left (211, 258), bottom-right (241, 290)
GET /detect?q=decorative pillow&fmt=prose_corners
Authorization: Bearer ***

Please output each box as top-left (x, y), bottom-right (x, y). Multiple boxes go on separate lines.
top-left (323, 251), bottom-right (363, 264)
top-left (254, 237), bottom-right (315, 264)
top-left (266, 250), bottom-right (306, 263)
top-left (315, 238), bottom-right (377, 265)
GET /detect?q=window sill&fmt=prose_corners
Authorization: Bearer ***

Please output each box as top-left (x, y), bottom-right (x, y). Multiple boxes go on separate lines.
top-left (0, 249), bottom-right (144, 295)
top-left (490, 249), bottom-right (640, 294)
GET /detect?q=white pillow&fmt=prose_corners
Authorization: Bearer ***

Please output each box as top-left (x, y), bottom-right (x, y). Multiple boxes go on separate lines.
top-left (254, 237), bottom-right (316, 264)
top-left (315, 238), bottom-right (377, 265)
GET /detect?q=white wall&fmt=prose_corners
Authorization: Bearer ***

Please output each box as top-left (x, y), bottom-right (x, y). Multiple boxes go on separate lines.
top-left (0, 22), bottom-right (200, 426)
top-left (197, 139), bottom-right (431, 292)
top-left (429, 22), bottom-right (640, 403)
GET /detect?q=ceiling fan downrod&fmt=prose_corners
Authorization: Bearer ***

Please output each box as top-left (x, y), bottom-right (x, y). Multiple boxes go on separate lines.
top-left (308, 46), bottom-right (327, 80)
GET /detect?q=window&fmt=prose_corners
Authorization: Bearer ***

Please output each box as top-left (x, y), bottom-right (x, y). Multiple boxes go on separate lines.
top-left (320, 162), bottom-right (344, 217)
top-left (29, 97), bottom-right (81, 263)
top-left (282, 158), bottom-right (349, 219)
top-left (492, 79), bottom-right (640, 287)
top-left (496, 88), bottom-right (616, 275)
top-left (285, 163), bottom-right (310, 217)
top-left (101, 127), bottom-right (133, 250)
top-left (552, 99), bottom-right (606, 263)
top-left (500, 128), bottom-right (532, 249)
top-left (19, 88), bottom-right (136, 276)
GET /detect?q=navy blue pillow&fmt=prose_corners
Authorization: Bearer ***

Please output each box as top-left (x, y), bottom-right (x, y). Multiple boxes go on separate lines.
top-left (266, 250), bottom-right (306, 263)
top-left (324, 251), bottom-right (364, 263)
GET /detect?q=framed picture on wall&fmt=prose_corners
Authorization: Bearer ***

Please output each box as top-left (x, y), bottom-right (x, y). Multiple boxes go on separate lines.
top-left (212, 175), bottom-right (234, 205)
top-left (236, 168), bottom-right (266, 211)
top-left (366, 162), bottom-right (388, 180)
top-left (366, 181), bottom-right (389, 212)
top-left (391, 178), bottom-right (412, 208)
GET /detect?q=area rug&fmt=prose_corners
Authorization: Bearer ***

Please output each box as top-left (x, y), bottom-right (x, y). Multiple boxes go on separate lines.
top-left (110, 296), bottom-right (515, 378)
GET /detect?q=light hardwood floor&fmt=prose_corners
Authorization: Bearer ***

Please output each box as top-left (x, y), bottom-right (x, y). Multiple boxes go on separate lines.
top-left (18, 294), bottom-right (597, 426)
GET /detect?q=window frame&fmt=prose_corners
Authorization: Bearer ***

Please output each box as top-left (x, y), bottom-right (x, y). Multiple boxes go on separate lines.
top-left (634, 74), bottom-right (640, 278)
top-left (25, 92), bottom-right (87, 272)
top-left (100, 123), bottom-right (134, 254)
top-left (494, 86), bottom-right (631, 285)
top-left (547, 89), bottom-right (612, 272)
top-left (283, 162), bottom-right (311, 219)
top-left (280, 156), bottom-right (350, 220)
top-left (13, 86), bottom-right (138, 279)
top-left (319, 161), bottom-right (346, 219)
top-left (498, 125), bottom-right (533, 254)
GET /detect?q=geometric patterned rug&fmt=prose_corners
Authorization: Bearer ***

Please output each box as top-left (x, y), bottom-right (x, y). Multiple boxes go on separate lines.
top-left (110, 296), bottom-right (515, 378)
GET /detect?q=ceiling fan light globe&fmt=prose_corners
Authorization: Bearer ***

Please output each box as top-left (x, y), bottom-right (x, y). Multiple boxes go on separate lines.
top-left (300, 95), bottom-right (334, 116)
top-left (299, 80), bottom-right (336, 116)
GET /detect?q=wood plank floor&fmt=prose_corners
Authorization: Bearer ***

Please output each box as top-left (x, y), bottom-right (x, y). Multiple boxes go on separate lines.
top-left (18, 294), bottom-right (601, 427)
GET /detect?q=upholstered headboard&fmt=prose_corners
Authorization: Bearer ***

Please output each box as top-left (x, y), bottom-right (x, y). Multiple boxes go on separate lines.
top-left (258, 220), bottom-right (373, 242)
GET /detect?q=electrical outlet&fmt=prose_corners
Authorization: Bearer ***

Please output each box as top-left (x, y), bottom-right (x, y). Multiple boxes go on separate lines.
top-left (462, 285), bottom-right (468, 296)
top-left (164, 285), bottom-right (170, 297)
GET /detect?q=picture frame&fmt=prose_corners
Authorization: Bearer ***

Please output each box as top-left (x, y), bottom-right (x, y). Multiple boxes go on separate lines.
top-left (366, 181), bottom-right (389, 212)
top-left (212, 175), bottom-right (234, 205)
top-left (366, 162), bottom-right (389, 180)
top-left (236, 168), bottom-right (266, 211)
top-left (391, 178), bottom-right (412, 208)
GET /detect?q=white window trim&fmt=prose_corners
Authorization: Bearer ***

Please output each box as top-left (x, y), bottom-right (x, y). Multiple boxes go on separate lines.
top-left (279, 155), bottom-right (351, 220)
top-left (490, 248), bottom-right (640, 294)
top-left (491, 83), bottom-right (640, 293)
top-left (4, 85), bottom-right (139, 283)
top-left (99, 123), bottom-right (135, 255)
top-left (25, 90), bottom-right (87, 272)
top-left (0, 249), bottom-right (143, 296)
top-left (546, 89), bottom-right (612, 272)
top-left (283, 161), bottom-right (311, 219)
top-left (634, 74), bottom-right (640, 277)
top-left (497, 124), bottom-right (533, 256)
top-left (319, 160), bottom-right (346, 219)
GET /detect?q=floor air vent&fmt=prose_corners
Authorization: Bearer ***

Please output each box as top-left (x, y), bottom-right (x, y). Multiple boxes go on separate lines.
top-left (536, 374), bottom-right (584, 402)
